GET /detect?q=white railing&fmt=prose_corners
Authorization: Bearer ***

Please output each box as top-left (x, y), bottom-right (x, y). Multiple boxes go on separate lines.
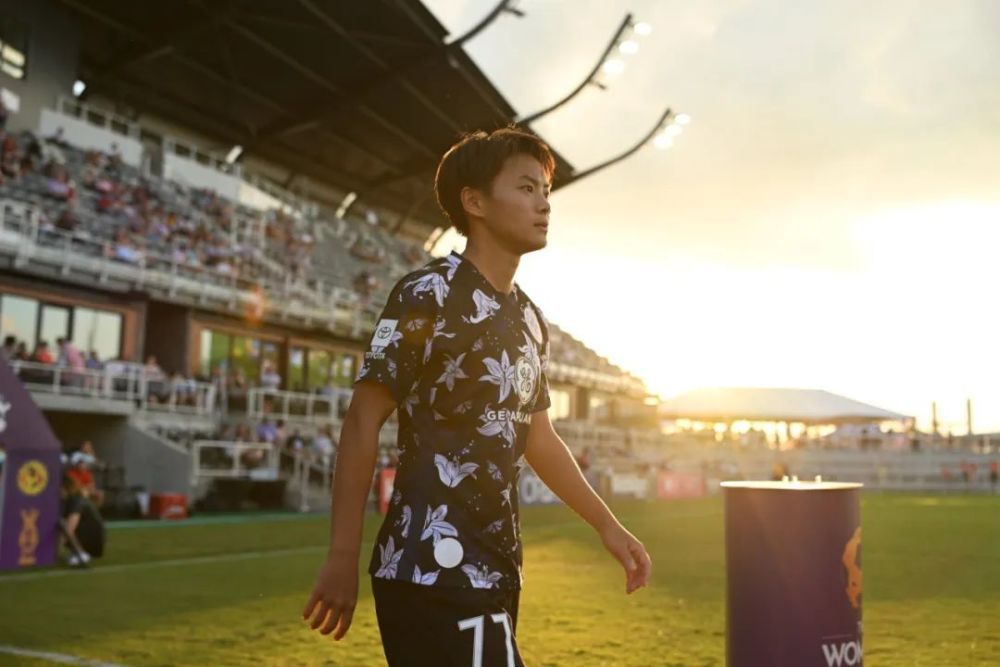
top-left (292, 450), bottom-right (334, 512)
top-left (8, 360), bottom-right (217, 416)
top-left (9, 360), bottom-right (145, 402)
top-left (191, 440), bottom-right (280, 481)
top-left (247, 387), bottom-right (351, 425)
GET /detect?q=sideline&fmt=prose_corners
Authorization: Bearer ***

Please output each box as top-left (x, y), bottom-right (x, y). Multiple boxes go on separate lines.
top-left (0, 645), bottom-right (128, 667)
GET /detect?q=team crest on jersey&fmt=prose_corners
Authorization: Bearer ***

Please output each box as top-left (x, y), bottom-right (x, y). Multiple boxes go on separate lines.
top-left (514, 355), bottom-right (538, 407)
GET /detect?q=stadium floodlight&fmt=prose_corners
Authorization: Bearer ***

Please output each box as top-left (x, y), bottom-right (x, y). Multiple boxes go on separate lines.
top-left (618, 40), bottom-right (640, 55)
top-left (72, 80), bottom-right (86, 97)
top-left (665, 124), bottom-right (683, 137)
top-left (517, 14), bottom-right (643, 125)
top-left (653, 134), bottom-right (674, 150)
top-left (674, 113), bottom-right (691, 125)
top-left (601, 58), bottom-right (626, 77)
top-left (634, 21), bottom-right (653, 36)
top-left (224, 145), bottom-right (243, 164)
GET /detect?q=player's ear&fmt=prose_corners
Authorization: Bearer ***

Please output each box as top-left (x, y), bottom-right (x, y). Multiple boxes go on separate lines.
top-left (460, 186), bottom-right (486, 220)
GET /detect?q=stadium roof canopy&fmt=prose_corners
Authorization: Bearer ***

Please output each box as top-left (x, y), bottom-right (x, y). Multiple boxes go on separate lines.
top-left (658, 388), bottom-right (912, 425)
top-left (59, 0), bottom-right (576, 233)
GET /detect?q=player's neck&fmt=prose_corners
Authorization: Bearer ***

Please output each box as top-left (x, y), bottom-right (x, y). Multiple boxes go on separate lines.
top-left (461, 237), bottom-right (519, 296)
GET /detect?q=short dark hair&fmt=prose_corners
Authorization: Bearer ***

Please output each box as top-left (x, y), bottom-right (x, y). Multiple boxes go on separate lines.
top-left (434, 126), bottom-right (555, 236)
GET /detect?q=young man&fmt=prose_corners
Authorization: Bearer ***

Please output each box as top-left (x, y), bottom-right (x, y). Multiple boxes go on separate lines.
top-left (303, 127), bottom-right (651, 665)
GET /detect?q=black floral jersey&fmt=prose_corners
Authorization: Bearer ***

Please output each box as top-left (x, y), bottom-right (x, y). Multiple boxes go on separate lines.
top-left (356, 251), bottom-right (551, 591)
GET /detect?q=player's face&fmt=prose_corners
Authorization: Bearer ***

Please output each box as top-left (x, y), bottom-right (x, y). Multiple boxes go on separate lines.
top-left (480, 154), bottom-right (551, 255)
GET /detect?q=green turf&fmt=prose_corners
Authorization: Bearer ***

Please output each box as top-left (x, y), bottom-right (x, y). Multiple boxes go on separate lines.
top-left (1, 494), bottom-right (998, 666)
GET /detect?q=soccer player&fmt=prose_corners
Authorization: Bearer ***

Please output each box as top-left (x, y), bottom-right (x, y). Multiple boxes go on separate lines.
top-left (303, 127), bottom-right (652, 665)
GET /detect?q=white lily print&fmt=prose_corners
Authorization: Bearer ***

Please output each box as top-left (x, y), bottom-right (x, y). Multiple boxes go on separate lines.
top-left (374, 536), bottom-right (404, 579)
top-left (461, 563), bottom-right (503, 589)
top-left (397, 505), bottom-right (412, 538)
top-left (436, 352), bottom-right (468, 391)
top-left (477, 410), bottom-right (516, 448)
top-left (523, 304), bottom-right (544, 343)
top-left (405, 271), bottom-right (449, 307)
top-left (412, 565), bottom-right (440, 586)
top-left (434, 454), bottom-right (479, 488)
top-left (485, 519), bottom-right (504, 534)
top-left (487, 461), bottom-right (504, 482)
top-left (424, 317), bottom-right (455, 363)
top-left (405, 316), bottom-right (428, 332)
top-left (444, 253), bottom-right (461, 281)
top-left (386, 357), bottom-right (397, 379)
top-left (421, 504), bottom-right (459, 544)
top-left (402, 391), bottom-right (419, 417)
top-left (465, 289), bottom-right (500, 324)
top-left (480, 350), bottom-right (515, 403)
top-left (500, 483), bottom-right (512, 507)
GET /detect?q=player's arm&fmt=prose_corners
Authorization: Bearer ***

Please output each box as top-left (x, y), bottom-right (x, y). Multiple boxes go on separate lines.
top-left (302, 381), bottom-right (396, 640)
top-left (525, 409), bottom-right (652, 594)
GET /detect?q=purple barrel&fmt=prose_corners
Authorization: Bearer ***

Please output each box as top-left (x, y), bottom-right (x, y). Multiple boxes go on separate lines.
top-left (722, 481), bottom-right (863, 667)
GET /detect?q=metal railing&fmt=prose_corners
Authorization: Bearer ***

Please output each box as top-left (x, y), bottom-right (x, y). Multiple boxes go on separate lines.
top-left (8, 360), bottom-right (217, 416)
top-left (246, 387), bottom-right (352, 425)
top-left (191, 440), bottom-right (280, 481)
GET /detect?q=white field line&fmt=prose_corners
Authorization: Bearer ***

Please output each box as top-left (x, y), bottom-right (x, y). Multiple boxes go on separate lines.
top-left (0, 507), bottom-right (721, 585)
top-left (0, 644), bottom-right (128, 667)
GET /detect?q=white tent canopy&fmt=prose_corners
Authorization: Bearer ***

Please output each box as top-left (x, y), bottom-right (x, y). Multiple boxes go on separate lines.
top-left (658, 388), bottom-right (911, 425)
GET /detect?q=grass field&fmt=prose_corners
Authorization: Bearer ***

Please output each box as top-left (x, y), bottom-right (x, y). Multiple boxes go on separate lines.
top-left (1, 494), bottom-right (998, 666)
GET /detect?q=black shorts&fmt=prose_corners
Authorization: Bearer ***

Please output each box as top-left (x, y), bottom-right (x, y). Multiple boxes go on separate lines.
top-left (371, 577), bottom-right (524, 667)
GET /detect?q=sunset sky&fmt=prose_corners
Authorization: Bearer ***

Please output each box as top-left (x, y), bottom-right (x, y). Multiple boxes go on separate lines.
top-left (423, 0), bottom-right (1000, 433)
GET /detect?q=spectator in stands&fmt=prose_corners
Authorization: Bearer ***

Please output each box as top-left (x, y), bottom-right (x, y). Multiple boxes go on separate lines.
top-left (1, 134), bottom-right (21, 181)
top-left (109, 230), bottom-right (143, 265)
top-left (54, 206), bottom-right (80, 233)
top-left (311, 425), bottom-right (335, 468)
top-left (990, 460), bottom-right (998, 494)
top-left (261, 362), bottom-right (281, 391)
top-left (13, 341), bottom-right (29, 361)
top-left (56, 337), bottom-right (84, 371)
top-left (31, 340), bottom-right (54, 364)
top-left (170, 371), bottom-right (197, 406)
top-left (85, 350), bottom-right (103, 371)
top-left (1, 335), bottom-right (16, 361)
top-left (257, 419), bottom-right (279, 445)
top-left (144, 355), bottom-right (169, 403)
top-left (0, 96), bottom-right (7, 132)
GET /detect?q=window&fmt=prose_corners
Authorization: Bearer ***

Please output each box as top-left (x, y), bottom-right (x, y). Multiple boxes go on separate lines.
top-left (38, 304), bottom-right (69, 347)
top-left (548, 388), bottom-right (572, 421)
top-left (288, 347), bottom-right (306, 391)
top-left (199, 329), bottom-right (232, 377)
top-left (0, 294), bottom-right (38, 348)
top-left (72, 307), bottom-right (122, 360)
top-left (0, 19), bottom-right (29, 81)
top-left (307, 350), bottom-right (331, 389)
top-left (332, 353), bottom-right (356, 388)
top-left (230, 336), bottom-right (261, 384)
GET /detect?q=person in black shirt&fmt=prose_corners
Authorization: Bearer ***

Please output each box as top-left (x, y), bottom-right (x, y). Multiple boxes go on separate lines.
top-left (304, 127), bottom-right (651, 665)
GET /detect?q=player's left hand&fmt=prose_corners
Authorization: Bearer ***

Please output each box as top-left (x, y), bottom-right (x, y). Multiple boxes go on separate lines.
top-left (599, 523), bottom-right (652, 594)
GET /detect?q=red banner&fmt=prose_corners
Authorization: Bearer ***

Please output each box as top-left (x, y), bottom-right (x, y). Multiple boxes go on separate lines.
top-left (378, 468), bottom-right (396, 515)
top-left (656, 472), bottom-right (705, 499)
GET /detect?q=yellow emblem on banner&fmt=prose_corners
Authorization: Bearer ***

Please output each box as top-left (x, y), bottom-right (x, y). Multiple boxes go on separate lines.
top-left (842, 526), bottom-right (863, 609)
top-left (16, 460), bottom-right (48, 496)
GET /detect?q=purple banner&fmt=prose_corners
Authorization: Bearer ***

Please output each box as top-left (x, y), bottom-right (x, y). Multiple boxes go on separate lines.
top-left (0, 357), bottom-right (63, 570)
top-left (722, 481), bottom-right (863, 667)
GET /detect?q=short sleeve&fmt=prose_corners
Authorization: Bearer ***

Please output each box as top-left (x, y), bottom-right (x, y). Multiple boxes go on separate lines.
top-left (529, 304), bottom-right (551, 414)
top-left (354, 274), bottom-right (439, 404)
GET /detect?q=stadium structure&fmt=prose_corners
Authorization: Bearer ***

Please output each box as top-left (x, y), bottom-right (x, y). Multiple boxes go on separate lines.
top-left (0, 0), bottom-right (993, 523)
top-left (0, 0), bottom-right (664, 515)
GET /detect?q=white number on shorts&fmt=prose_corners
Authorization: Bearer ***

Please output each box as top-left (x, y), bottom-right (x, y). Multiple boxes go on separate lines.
top-left (457, 613), bottom-right (514, 667)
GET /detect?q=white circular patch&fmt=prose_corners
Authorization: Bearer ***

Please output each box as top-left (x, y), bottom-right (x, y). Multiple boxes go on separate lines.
top-left (434, 537), bottom-right (464, 568)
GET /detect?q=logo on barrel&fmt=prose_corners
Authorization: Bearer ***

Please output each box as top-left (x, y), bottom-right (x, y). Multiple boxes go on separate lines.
top-left (17, 460), bottom-right (48, 496)
top-left (842, 527), bottom-right (862, 609)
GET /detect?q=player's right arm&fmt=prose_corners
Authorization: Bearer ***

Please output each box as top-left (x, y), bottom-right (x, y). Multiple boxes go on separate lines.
top-left (302, 381), bottom-right (396, 641)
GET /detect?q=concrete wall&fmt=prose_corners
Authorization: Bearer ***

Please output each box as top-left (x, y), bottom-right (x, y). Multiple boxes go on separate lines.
top-left (45, 411), bottom-right (192, 496)
top-left (0, 0), bottom-right (79, 134)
